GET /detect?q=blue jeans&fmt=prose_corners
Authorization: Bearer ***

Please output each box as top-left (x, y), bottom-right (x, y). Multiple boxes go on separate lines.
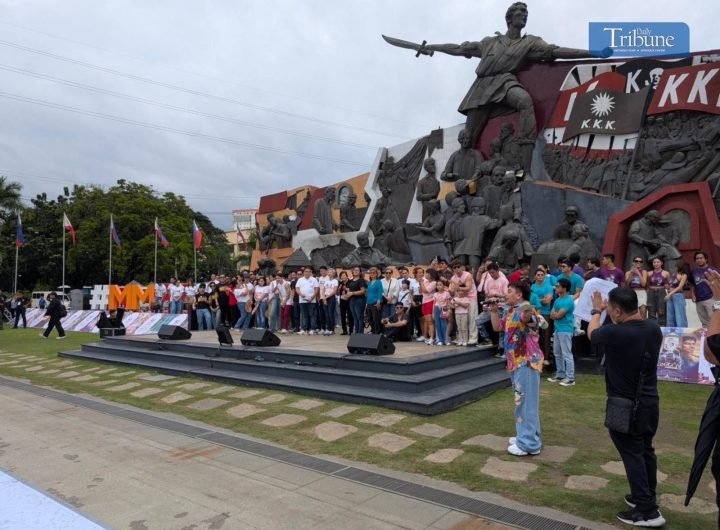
top-left (323, 297), bottom-right (337, 332)
top-left (235, 302), bottom-right (251, 329)
top-left (268, 295), bottom-right (280, 332)
top-left (196, 308), bottom-right (212, 330)
top-left (553, 331), bottom-right (575, 381)
top-left (381, 303), bottom-right (396, 319)
top-left (255, 301), bottom-right (268, 328)
top-left (666, 292), bottom-right (688, 327)
top-left (511, 365), bottom-right (542, 453)
top-left (170, 299), bottom-right (184, 314)
top-left (434, 306), bottom-right (448, 344)
top-left (349, 297), bottom-right (365, 334)
top-left (299, 303), bottom-right (317, 332)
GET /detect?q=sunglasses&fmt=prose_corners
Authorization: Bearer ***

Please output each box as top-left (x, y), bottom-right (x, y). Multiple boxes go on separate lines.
top-left (634, 259), bottom-right (644, 263)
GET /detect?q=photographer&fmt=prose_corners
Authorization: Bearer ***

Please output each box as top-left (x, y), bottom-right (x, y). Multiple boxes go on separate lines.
top-left (588, 287), bottom-right (664, 527)
top-left (382, 303), bottom-right (411, 343)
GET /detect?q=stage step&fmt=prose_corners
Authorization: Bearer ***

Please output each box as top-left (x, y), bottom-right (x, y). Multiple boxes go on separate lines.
top-left (59, 336), bottom-right (511, 415)
top-left (60, 348), bottom-right (509, 415)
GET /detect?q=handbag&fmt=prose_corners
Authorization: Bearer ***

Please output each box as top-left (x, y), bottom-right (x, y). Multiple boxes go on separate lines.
top-left (439, 307), bottom-right (449, 320)
top-left (604, 351), bottom-right (649, 433)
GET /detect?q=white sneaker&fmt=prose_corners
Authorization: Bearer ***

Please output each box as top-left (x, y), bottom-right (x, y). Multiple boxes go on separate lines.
top-left (547, 376), bottom-right (562, 383)
top-left (39, 333), bottom-right (47, 339)
top-left (416, 336), bottom-right (427, 342)
top-left (309, 330), bottom-right (316, 335)
top-left (508, 437), bottom-right (516, 446)
top-left (280, 329), bottom-right (287, 334)
top-left (298, 330), bottom-right (307, 335)
top-left (507, 443), bottom-right (540, 456)
top-left (559, 379), bottom-right (576, 387)
top-left (425, 339), bottom-right (433, 345)
top-left (56, 336), bottom-right (66, 340)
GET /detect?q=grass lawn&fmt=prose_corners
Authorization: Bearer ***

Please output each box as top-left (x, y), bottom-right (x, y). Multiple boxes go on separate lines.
top-left (0, 328), bottom-right (717, 528)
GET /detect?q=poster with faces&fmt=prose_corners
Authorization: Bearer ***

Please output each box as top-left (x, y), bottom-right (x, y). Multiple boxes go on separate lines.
top-left (657, 327), bottom-right (712, 385)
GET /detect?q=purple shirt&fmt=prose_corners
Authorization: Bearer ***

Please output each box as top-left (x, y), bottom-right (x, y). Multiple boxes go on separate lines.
top-left (598, 267), bottom-right (625, 287)
top-left (692, 266), bottom-right (720, 302)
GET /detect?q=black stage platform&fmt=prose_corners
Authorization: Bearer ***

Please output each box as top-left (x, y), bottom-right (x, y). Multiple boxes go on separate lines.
top-left (59, 331), bottom-right (510, 415)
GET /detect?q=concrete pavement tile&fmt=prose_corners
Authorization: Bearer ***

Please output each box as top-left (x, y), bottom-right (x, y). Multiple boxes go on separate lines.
top-left (187, 398), bottom-right (229, 411)
top-left (24, 365), bottom-right (46, 372)
top-left (68, 375), bottom-right (98, 382)
top-left (315, 421), bottom-right (358, 442)
top-left (111, 371), bottom-right (137, 377)
top-left (38, 369), bottom-right (60, 375)
top-left (130, 387), bottom-right (165, 398)
top-left (257, 394), bottom-right (286, 404)
top-left (357, 413), bottom-right (405, 427)
top-left (228, 389), bottom-right (262, 399)
top-left (261, 414), bottom-right (306, 427)
top-left (367, 432), bottom-right (415, 453)
top-left (535, 445), bottom-right (576, 463)
top-left (94, 368), bottom-right (117, 375)
top-left (353, 491), bottom-right (450, 529)
top-left (160, 392), bottom-right (193, 404)
top-left (601, 460), bottom-right (667, 483)
top-left (480, 457), bottom-right (537, 481)
top-left (82, 367), bottom-right (102, 373)
top-left (564, 475), bottom-right (609, 491)
top-left (178, 382), bottom-right (212, 391)
top-left (424, 449), bottom-right (464, 464)
top-left (411, 423), bottom-right (454, 439)
top-left (227, 404), bottom-right (265, 419)
top-left (56, 371), bottom-right (82, 379)
top-left (136, 374), bottom-right (175, 382)
top-left (323, 405), bottom-right (358, 418)
top-left (461, 434), bottom-right (508, 451)
top-left (302, 476), bottom-right (382, 509)
top-left (89, 379), bottom-right (118, 387)
top-left (660, 493), bottom-right (717, 514)
top-left (52, 360), bottom-right (75, 367)
top-left (210, 450), bottom-right (276, 473)
top-left (431, 510), bottom-right (512, 530)
top-left (289, 399), bottom-right (324, 410)
top-left (106, 382), bottom-right (141, 392)
top-left (255, 462), bottom-right (326, 487)
top-left (204, 385), bottom-right (235, 395)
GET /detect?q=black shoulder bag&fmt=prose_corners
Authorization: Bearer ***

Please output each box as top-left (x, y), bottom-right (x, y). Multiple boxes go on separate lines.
top-left (604, 351), bottom-right (649, 434)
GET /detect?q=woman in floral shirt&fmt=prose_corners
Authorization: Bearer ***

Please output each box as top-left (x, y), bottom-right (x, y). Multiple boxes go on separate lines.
top-left (489, 281), bottom-right (544, 457)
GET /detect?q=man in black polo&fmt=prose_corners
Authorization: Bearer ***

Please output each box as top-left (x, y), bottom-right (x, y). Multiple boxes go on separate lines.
top-left (382, 303), bottom-right (411, 342)
top-left (588, 287), bottom-right (665, 527)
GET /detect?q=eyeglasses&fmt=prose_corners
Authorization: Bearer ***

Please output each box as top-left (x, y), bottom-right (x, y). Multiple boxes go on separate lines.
top-left (634, 259), bottom-right (643, 263)
top-left (384, 271), bottom-right (392, 274)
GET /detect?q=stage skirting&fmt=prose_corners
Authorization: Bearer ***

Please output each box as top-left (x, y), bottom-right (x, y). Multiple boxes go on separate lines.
top-left (22, 308), bottom-right (188, 335)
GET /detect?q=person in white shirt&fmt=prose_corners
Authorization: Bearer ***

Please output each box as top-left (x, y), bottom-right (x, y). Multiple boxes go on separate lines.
top-left (153, 281), bottom-right (167, 313)
top-left (295, 268), bottom-right (319, 334)
top-left (279, 273), bottom-right (293, 333)
top-left (268, 273), bottom-right (285, 333)
top-left (317, 266), bottom-right (329, 333)
top-left (252, 276), bottom-right (271, 329)
top-left (169, 279), bottom-right (185, 314)
top-left (233, 277), bottom-right (253, 330)
top-left (380, 268), bottom-right (400, 319)
top-left (321, 269), bottom-right (339, 335)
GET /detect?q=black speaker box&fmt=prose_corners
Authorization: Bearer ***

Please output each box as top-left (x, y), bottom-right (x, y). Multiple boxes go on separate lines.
top-left (346, 333), bottom-right (395, 355)
top-left (158, 325), bottom-right (192, 340)
top-left (240, 328), bottom-right (281, 347)
top-left (100, 327), bottom-right (126, 338)
top-left (216, 325), bottom-right (234, 345)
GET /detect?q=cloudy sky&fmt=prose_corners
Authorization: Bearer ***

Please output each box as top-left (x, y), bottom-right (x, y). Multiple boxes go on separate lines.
top-left (1, 0), bottom-right (716, 229)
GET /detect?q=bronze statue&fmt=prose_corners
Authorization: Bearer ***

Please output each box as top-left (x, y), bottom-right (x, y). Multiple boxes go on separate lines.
top-left (339, 192), bottom-right (359, 232)
top-left (454, 197), bottom-right (501, 274)
top-left (384, 2), bottom-right (598, 173)
top-left (440, 129), bottom-right (484, 182)
top-left (482, 165), bottom-right (506, 219)
top-left (490, 204), bottom-right (533, 262)
top-left (566, 223), bottom-right (599, 265)
top-left (416, 158), bottom-right (441, 220)
top-left (259, 214), bottom-right (291, 251)
top-left (552, 206), bottom-right (580, 240)
top-left (415, 199), bottom-right (445, 240)
top-left (489, 228), bottom-right (522, 273)
top-left (312, 187), bottom-right (338, 235)
top-left (627, 210), bottom-right (681, 270)
top-left (341, 231), bottom-right (396, 268)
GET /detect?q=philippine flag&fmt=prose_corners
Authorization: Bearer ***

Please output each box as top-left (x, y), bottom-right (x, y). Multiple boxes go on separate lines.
top-left (192, 220), bottom-right (203, 250)
top-left (110, 215), bottom-right (121, 247)
top-left (15, 212), bottom-right (25, 247)
top-left (237, 226), bottom-right (248, 252)
top-left (155, 217), bottom-right (169, 248)
top-left (63, 213), bottom-right (76, 246)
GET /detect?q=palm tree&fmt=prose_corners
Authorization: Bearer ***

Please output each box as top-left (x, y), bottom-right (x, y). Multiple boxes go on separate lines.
top-left (0, 176), bottom-right (22, 216)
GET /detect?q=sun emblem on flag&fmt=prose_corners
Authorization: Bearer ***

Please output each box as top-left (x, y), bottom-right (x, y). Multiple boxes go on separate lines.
top-left (590, 93), bottom-right (615, 117)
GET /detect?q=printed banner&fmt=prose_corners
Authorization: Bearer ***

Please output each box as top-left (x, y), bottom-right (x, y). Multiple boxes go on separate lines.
top-left (24, 309), bottom-right (188, 335)
top-left (658, 327), bottom-right (713, 385)
top-left (647, 62), bottom-right (720, 115)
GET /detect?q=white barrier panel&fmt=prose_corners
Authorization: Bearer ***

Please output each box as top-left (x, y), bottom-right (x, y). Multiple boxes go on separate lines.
top-left (24, 309), bottom-right (188, 335)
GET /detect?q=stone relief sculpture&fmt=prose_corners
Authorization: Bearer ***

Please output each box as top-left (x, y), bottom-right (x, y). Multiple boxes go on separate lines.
top-left (341, 231), bottom-right (397, 268)
top-left (553, 206), bottom-right (581, 240)
top-left (440, 129), bottom-right (484, 182)
top-left (490, 204), bottom-right (533, 262)
top-left (339, 192), bottom-right (359, 232)
top-left (566, 223), bottom-right (599, 264)
top-left (415, 158), bottom-right (441, 221)
top-left (312, 187), bottom-right (338, 235)
top-left (453, 197), bottom-right (501, 273)
top-left (626, 210), bottom-right (681, 270)
top-left (259, 214), bottom-right (292, 251)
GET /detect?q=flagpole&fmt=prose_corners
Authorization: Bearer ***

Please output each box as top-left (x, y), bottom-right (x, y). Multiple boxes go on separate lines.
top-left (154, 220), bottom-right (158, 285)
top-left (62, 218), bottom-right (66, 297)
top-left (13, 244), bottom-right (19, 293)
top-left (194, 245), bottom-right (197, 284)
top-left (108, 214), bottom-right (113, 287)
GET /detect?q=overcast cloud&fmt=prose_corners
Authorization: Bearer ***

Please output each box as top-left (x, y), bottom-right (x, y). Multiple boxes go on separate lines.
top-left (0, 0), bottom-right (716, 229)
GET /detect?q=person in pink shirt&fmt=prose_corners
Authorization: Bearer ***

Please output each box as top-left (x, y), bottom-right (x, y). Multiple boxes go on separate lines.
top-left (450, 259), bottom-right (478, 345)
top-left (452, 291), bottom-right (472, 346)
top-left (433, 279), bottom-right (452, 346)
top-left (419, 268), bottom-right (439, 344)
top-left (477, 262), bottom-right (509, 346)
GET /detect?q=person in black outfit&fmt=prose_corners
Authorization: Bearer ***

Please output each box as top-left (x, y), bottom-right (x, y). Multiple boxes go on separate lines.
top-left (41, 292), bottom-right (66, 339)
top-left (0, 290), bottom-right (6, 330)
top-left (588, 287), bottom-right (665, 528)
top-left (338, 271), bottom-right (354, 335)
top-left (382, 303), bottom-right (411, 342)
top-left (12, 292), bottom-right (29, 328)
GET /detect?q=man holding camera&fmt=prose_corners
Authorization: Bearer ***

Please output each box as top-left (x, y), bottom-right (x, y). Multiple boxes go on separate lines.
top-left (382, 303), bottom-right (411, 342)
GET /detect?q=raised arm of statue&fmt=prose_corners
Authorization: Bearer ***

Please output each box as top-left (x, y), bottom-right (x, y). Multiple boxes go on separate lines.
top-left (424, 41), bottom-right (484, 58)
